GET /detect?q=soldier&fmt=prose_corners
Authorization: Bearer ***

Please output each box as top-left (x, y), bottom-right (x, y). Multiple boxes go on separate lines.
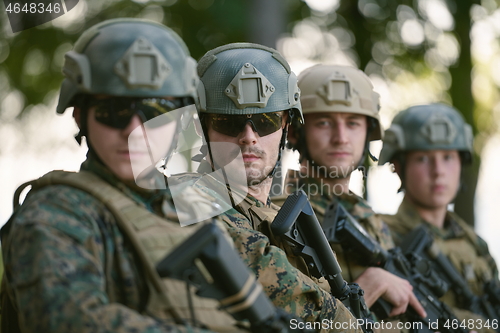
top-left (187, 43), bottom-right (362, 331)
top-left (379, 103), bottom-right (499, 327)
top-left (0, 19), bottom-right (343, 333)
top-left (193, 42), bottom-right (300, 226)
top-left (281, 64), bottom-right (426, 318)
top-left (0, 18), bottom-right (227, 333)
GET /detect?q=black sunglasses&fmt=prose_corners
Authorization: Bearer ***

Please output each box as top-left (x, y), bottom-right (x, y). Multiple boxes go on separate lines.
top-left (207, 112), bottom-right (285, 137)
top-left (87, 97), bottom-right (192, 129)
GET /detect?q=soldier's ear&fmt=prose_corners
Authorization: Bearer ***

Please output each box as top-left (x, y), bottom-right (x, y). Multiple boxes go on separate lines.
top-left (73, 107), bottom-right (82, 129)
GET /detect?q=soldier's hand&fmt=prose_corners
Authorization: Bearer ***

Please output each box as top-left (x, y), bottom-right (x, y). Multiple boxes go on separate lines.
top-left (354, 267), bottom-right (427, 318)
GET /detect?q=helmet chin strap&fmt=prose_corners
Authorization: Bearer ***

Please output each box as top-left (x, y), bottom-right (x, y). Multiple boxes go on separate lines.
top-left (266, 114), bottom-right (290, 179)
top-left (73, 95), bottom-right (90, 146)
top-left (356, 117), bottom-right (378, 178)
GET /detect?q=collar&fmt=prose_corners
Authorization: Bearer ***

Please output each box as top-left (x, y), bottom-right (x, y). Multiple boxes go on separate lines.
top-left (396, 197), bottom-right (466, 239)
top-left (81, 154), bottom-right (172, 214)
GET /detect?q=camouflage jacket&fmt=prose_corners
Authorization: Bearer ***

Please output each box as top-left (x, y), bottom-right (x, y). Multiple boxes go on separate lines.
top-left (274, 171), bottom-right (394, 282)
top-left (172, 170), bottom-right (363, 333)
top-left (382, 198), bottom-right (499, 299)
top-left (2, 158), bottom-right (355, 332)
top-left (1, 157), bottom-right (218, 333)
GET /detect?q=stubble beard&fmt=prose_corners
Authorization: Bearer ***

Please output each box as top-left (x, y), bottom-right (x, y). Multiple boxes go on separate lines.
top-left (246, 163), bottom-right (273, 186)
top-left (244, 147), bottom-right (279, 187)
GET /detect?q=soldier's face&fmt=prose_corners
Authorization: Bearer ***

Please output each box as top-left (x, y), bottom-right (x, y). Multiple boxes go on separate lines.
top-left (303, 112), bottom-right (367, 178)
top-left (85, 108), bottom-right (176, 182)
top-left (403, 150), bottom-right (461, 209)
top-left (206, 116), bottom-right (283, 187)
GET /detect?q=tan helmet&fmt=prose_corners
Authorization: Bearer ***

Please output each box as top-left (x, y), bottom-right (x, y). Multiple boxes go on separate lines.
top-left (297, 64), bottom-right (383, 141)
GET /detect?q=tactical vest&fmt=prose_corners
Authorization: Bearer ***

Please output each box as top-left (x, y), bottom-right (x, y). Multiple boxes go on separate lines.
top-left (433, 216), bottom-right (495, 297)
top-left (2, 170), bottom-right (246, 332)
top-left (383, 209), bottom-right (496, 311)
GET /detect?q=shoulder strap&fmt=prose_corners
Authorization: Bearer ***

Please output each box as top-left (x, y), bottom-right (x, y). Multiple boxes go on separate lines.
top-left (12, 180), bottom-right (37, 210)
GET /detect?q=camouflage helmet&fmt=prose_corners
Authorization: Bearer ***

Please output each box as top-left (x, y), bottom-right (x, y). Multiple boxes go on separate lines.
top-left (297, 64), bottom-right (383, 141)
top-left (378, 103), bottom-right (474, 165)
top-left (56, 18), bottom-right (197, 114)
top-left (196, 43), bottom-right (303, 121)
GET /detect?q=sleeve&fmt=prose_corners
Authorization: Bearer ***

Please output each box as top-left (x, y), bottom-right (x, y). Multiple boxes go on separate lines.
top-left (2, 186), bottom-right (212, 333)
top-left (365, 214), bottom-right (395, 250)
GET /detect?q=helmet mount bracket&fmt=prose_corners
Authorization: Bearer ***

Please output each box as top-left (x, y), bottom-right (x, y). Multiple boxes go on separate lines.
top-left (224, 63), bottom-right (275, 109)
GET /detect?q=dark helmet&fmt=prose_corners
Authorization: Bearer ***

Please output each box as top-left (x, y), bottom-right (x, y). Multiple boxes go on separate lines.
top-left (195, 43), bottom-right (303, 178)
top-left (57, 18), bottom-right (197, 114)
top-left (379, 103), bottom-right (473, 166)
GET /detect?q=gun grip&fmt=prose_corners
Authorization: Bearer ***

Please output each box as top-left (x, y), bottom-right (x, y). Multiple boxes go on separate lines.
top-left (371, 298), bottom-right (392, 320)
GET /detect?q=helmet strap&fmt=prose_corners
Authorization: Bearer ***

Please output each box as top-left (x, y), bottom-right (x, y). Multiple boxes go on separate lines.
top-left (193, 114), bottom-right (211, 163)
top-left (267, 110), bottom-right (293, 179)
top-left (295, 126), bottom-right (312, 165)
top-left (396, 154), bottom-right (406, 193)
top-left (196, 115), bottom-right (238, 207)
top-left (74, 95), bottom-right (90, 146)
top-left (356, 117), bottom-right (378, 178)
top-left (199, 111), bottom-right (292, 187)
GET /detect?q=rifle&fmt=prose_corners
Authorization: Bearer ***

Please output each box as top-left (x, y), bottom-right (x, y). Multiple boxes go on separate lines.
top-left (323, 199), bottom-right (467, 333)
top-left (401, 224), bottom-right (500, 322)
top-left (156, 222), bottom-right (314, 333)
top-left (484, 280), bottom-right (500, 319)
top-left (271, 190), bottom-right (374, 333)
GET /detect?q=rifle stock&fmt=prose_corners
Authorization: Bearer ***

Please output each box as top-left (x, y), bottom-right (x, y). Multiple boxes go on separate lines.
top-left (156, 222), bottom-right (312, 333)
top-left (272, 190), bottom-right (373, 333)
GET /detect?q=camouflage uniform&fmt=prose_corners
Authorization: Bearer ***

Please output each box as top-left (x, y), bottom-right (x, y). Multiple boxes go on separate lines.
top-left (221, 207), bottom-right (347, 324)
top-left (190, 44), bottom-right (362, 332)
top-left (383, 198), bottom-right (498, 318)
top-left (379, 103), bottom-right (499, 331)
top-left (172, 168), bottom-right (360, 331)
top-left (2, 157), bottom-right (222, 333)
top-left (2, 156), bottom-right (349, 332)
top-left (282, 65), bottom-right (415, 331)
top-left (2, 19), bottom-right (350, 332)
top-left (275, 170), bottom-right (394, 282)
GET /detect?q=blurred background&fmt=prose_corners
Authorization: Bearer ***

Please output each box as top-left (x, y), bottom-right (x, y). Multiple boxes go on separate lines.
top-left (0, 0), bottom-right (499, 263)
